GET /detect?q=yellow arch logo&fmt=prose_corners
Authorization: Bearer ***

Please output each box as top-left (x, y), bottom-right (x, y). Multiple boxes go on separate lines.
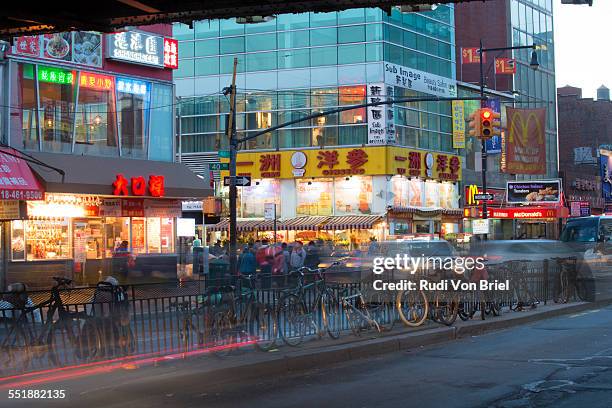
top-left (508, 110), bottom-right (545, 145)
top-left (466, 184), bottom-right (479, 206)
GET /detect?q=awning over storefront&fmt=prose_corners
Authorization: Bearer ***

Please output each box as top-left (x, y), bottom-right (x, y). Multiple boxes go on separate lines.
top-left (206, 219), bottom-right (264, 232)
top-left (320, 215), bottom-right (382, 230)
top-left (389, 207), bottom-right (463, 217)
top-left (27, 152), bottom-right (212, 199)
top-left (283, 216), bottom-right (330, 230)
top-left (0, 148), bottom-right (44, 200)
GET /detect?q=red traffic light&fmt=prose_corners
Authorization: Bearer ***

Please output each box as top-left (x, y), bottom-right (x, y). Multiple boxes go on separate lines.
top-left (481, 109), bottom-right (492, 120)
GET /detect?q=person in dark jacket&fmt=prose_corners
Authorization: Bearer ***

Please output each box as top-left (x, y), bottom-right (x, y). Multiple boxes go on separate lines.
top-left (304, 241), bottom-right (321, 269)
top-left (238, 245), bottom-right (256, 276)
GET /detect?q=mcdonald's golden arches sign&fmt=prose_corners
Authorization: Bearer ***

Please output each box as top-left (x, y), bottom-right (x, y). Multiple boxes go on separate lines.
top-left (503, 108), bottom-right (547, 175)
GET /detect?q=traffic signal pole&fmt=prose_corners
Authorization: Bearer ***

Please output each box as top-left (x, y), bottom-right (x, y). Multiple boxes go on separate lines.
top-left (479, 39), bottom-right (489, 241)
top-left (227, 57), bottom-right (238, 278)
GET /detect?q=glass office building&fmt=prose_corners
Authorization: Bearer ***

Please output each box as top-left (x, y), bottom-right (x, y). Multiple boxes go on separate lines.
top-left (174, 7), bottom-right (465, 245)
top-left (174, 7), bottom-right (456, 154)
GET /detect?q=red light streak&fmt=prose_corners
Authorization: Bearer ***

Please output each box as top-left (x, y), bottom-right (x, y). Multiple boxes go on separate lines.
top-left (0, 339), bottom-right (257, 389)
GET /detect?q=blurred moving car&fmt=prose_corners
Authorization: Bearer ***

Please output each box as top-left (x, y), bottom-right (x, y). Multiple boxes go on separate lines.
top-left (560, 216), bottom-right (612, 300)
top-left (467, 239), bottom-right (577, 267)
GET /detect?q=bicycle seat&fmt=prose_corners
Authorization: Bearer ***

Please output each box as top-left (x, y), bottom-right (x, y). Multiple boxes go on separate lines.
top-left (52, 276), bottom-right (72, 286)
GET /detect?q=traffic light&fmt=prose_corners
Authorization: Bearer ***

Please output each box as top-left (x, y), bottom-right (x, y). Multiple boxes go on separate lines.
top-left (479, 108), bottom-right (501, 139)
top-left (468, 109), bottom-right (481, 138)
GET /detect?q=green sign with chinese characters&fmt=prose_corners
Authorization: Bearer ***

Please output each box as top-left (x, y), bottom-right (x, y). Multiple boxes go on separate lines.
top-left (38, 66), bottom-right (74, 85)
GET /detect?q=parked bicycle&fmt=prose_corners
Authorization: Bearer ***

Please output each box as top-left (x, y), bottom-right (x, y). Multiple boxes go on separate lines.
top-left (553, 257), bottom-right (585, 303)
top-left (276, 264), bottom-right (342, 346)
top-left (0, 277), bottom-right (101, 373)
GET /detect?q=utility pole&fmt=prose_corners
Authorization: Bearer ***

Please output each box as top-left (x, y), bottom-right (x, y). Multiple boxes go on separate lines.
top-left (479, 39), bottom-right (488, 241)
top-left (227, 57), bottom-right (238, 277)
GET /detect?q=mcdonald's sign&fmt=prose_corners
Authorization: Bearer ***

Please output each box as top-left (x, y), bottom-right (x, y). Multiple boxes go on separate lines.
top-left (464, 185), bottom-right (505, 206)
top-left (503, 108), bottom-right (547, 175)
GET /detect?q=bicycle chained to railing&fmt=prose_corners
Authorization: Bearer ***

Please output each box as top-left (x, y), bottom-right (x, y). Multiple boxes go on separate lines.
top-left (338, 282), bottom-right (396, 336)
top-left (276, 262), bottom-right (343, 346)
top-left (171, 274), bottom-right (277, 355)
top-left (0, 277), bottom-right (102, 374)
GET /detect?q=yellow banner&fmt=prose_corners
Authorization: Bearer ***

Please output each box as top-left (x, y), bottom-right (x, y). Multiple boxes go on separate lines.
top-left (222, 146), bottom-right (462, 182)
top-left (452, 100), bottom-right (465, 149)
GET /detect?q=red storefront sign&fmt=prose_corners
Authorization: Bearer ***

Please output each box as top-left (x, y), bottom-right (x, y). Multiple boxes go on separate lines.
top-left (163, 38), bottom-right (179, 69)
top-left (471, 206), bottom-right (568, 219)
top-left (0, 149), bottom-right (44, 200)
top-left (113, 174), bottom-right (165, 197)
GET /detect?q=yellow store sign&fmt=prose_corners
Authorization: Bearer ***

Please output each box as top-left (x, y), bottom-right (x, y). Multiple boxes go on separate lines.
top-left (222, 146), bottom-right (462, 182)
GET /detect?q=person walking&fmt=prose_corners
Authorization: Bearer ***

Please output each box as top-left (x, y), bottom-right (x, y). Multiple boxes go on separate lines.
top-left (238, 245), bottom-right (256, 277)
top-left (290, 241), bottom-right (306, 270)
top-left (304, 241), bottom-right (321, 269)
top-left (272, 246), bottom-right (285, 288)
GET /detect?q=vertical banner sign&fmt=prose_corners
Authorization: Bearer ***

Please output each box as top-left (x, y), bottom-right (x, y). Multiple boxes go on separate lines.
top-left (461, 47), bottom-right (483, 64)
top-left (503, 108), bottom-right (547, 174)
top-left (452, 100), bottom-right (465, 149)
top-left (367, 83), bottom-right (395, 145)
top-left (495, 58), bottom-right (516, 74)
top-left (601, 152), bottom-right (612, 201)
top-left (485, 98), bottom-right (502, 154)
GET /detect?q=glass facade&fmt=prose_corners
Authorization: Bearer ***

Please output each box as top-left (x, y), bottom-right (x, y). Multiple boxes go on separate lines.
top-left (9, 61), bottom-right (174, 162)
top-left (175, 6), bottom-right (457, 154)
top-left (510, 0), bottom-right (557, 177)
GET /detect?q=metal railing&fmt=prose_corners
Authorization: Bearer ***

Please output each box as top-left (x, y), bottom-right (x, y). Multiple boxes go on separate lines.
top-left (0, 260), bottom-right (575, 377)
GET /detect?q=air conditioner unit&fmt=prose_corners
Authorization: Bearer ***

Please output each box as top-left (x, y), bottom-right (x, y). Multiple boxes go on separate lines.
top-left (397, 3), bottom-right (438, 12)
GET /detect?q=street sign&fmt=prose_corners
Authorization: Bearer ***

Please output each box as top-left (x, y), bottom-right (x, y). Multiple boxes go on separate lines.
top-left (209, 163), bottom-right (229, 171)
top-left (223, 176), bottom-right (251, 187)
top-left (474, 193), bottom-right (494, 201)
top-left (472, 219), bottom-right (490, 235)
top-left (219, 151), bottom-right (230, 159)
top-left (264, 203), bottom-right (276, 221)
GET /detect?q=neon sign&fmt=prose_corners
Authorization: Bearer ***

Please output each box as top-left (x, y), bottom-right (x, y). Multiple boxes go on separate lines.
top-left (113, 174), bottom-right (165, 197)
top-left (38, 66), bottom-right (75, 85)
top-left (80, 72), bottom-right (114, 90)
top-left (116, 77), bottom-right (148, 95)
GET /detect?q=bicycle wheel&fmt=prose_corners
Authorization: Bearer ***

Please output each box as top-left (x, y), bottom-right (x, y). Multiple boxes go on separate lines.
top-left (322, 290), bottom-right (342, 340)
top-left (0, 323), bottom-right (32, 374)
top-left (553, 271), bottom-right (569, 304)
top-left (249, 303), bottom-right (277, 352)
top-left (435, 293), bottom-right (459, 326)
top-left (76, 319), bottom-right (102, 361)
top-left (117, 324), bottom-right (135, 355)
top-left (210, 312), bottom-right (235, 357)
top-left (277, 293), bottom-right (307, 347)
top-left (396, 290), bottom-right (428, 327)
top-left (365, 291), bottom-right (395, 331)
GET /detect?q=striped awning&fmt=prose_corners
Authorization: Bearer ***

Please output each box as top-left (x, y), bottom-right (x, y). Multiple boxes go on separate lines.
top-left (284, 216), bottom-right (329, 231)
top-left (321, 215), bottom-right (382, 230)
top-left (205, 219), bottom-right (263, 232)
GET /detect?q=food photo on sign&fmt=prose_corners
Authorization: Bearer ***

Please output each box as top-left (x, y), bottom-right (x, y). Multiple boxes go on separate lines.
top-left (506, 180), bottom-right (561, 204)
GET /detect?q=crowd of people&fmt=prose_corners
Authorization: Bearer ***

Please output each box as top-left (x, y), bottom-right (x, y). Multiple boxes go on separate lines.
top-left (204, 239), bottom-right (324, 288)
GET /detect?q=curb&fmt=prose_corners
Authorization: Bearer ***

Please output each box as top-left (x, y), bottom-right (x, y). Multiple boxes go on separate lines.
top-left (177, 301), bottom-right (612, 385)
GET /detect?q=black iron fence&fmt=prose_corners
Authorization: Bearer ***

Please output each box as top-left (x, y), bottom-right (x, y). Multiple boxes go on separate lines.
top-left (0, 260), bottom-right (577, 378)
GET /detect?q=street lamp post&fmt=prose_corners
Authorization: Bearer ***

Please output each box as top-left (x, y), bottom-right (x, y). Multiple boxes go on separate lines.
top-left (477, 41), bottom-right (539, 240)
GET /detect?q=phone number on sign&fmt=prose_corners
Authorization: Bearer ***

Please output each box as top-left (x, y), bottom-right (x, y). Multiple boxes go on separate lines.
top-left (8, 390), bottom-right (66, 399)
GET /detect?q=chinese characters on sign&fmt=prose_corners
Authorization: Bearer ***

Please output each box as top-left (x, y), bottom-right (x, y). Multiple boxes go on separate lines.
top-left (13, 32), bottom-right (103, 67)
top-left (317, 149), bottom-right (368, 176)
top-left (113, 174), bottom-right (165, 197)
top-left (107, 30), bottom-right (176, 69)
top-left (14, 36), bottom-right (39, 57)
top-left (38, 66), bottom-right (75, 85)
top-left (80, 72), bottom-right (114, 90)
top-left (259, 154), bottom-right (281, 178)
top-left (366, 83), bottom-right (395, 145)
top-left (163, 38), bottom-right (179, 69)
top-left (451, 100), bottom-right (465, 149)
top-left (117, 77), bottom-right (148, 95)
top-left (392, 149), bottom-right (462, 182)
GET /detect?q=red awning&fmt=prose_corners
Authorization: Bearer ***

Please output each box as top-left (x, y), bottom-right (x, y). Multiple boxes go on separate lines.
top-left (0, 149), bottom-right (44, 200)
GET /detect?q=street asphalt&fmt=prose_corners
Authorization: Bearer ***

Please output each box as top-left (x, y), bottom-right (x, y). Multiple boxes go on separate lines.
top-left (3, 304), bottom-right (612, 407)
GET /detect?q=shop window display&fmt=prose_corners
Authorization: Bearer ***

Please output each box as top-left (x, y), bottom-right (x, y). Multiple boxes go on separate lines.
top-left (334, 176), bottom-right (372, 215)
top-left (240, 179), bottom-right (280, 218)
top-left (21, 219), bottom-right (71, 261)
top-left (296, 178), bottom-right (333, 216)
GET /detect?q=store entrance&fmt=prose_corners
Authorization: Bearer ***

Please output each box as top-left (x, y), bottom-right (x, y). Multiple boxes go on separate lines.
top-left (515, 221), bottom-right (547, 239)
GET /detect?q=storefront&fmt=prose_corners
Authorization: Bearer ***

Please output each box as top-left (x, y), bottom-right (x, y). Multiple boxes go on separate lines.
top-left (3, 152), bottom-right (212, 289)
top-left (211, 146), bottom-right (462, 246)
